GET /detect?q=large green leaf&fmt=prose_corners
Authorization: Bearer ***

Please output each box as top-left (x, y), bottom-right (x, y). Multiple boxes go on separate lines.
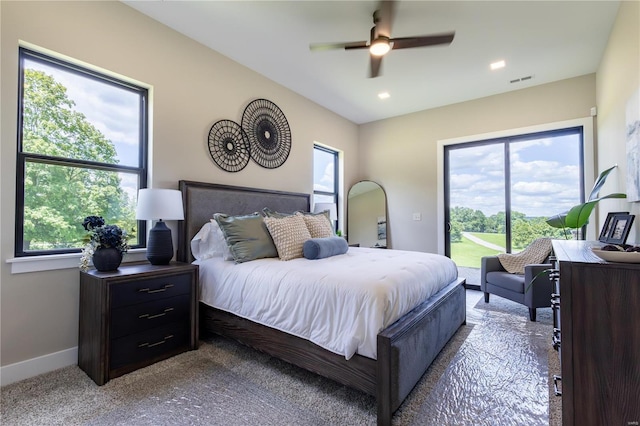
top-left (546, 165), bottom-right (626, 235)
top-left (546, 212), bottom-right (568, 229)
top-left (588, 165), bottom-right (617, 201)
top-left (563, 193), bottom-right (627, 228)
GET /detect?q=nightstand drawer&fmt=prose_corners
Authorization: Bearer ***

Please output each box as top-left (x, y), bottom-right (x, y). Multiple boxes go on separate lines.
top-left (111, 273), bottom-right (191, 308)
top-left (110, 293), bottom-right (191, 339)
top-left (110, 322), bottom-right (190, 370)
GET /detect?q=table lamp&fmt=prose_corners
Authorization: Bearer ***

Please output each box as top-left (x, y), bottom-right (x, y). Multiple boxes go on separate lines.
top-left (135, 188), bottom-right (184, 265)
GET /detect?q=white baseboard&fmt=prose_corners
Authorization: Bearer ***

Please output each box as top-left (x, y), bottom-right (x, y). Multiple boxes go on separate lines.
top-left (1, 347), bottom-right (78, 386)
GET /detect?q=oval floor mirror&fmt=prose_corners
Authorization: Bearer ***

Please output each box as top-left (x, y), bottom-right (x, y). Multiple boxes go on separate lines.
top-left (347, 181), bottom-right (388, 248)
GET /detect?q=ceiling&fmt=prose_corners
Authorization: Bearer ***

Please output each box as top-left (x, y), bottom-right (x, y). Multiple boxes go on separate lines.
top-left (124, 1), bottom-right (620, 124)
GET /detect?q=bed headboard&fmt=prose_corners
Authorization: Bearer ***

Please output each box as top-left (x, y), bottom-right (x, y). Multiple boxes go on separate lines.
top-left (177, 180), bottom-right (311, 263)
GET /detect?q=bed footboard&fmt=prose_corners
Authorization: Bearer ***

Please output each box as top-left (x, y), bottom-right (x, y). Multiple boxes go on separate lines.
top-left (376, 277), bottom-right (466, 425)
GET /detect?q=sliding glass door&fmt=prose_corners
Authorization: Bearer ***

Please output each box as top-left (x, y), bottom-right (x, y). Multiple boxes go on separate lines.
top-left (444, 128), bottom-right (584, 286)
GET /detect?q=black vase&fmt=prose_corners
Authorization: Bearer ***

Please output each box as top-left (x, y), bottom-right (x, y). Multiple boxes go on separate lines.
top-left (92, 247), bottom-right (123, 272)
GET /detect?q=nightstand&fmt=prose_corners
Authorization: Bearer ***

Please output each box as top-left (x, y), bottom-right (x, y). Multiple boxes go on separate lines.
top-left (78, 262), bottom-right (199, 385)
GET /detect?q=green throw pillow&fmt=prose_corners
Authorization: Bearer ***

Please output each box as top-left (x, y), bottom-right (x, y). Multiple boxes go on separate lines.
top-left (214, 212), bottom-right (278, 263)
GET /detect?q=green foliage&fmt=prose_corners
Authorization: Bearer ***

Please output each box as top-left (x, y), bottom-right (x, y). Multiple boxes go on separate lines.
top-left (449, 221), bottom-right (463, 242)
top-left (450, 206), bottom-right (565, 249)
top-left (546, 165), bottom-right (627, 238)
top-left (511, 216), bottom-right (563, 249)
top-left (22, 69), bottom-right (135, 250)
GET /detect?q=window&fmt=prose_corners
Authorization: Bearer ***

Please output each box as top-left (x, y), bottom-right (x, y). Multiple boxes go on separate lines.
top-left (16, 48), bottom-right (148, 256)
top-left (313, 145), bottom-right (339, 228)
top-left (444, 127), bottom-right (584, 284)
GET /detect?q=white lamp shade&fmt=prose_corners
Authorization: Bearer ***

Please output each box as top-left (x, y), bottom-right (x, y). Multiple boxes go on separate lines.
top-left (313, 202), bottom-right (337, 221)
top-left (136, 188), bottom-right (184, 221)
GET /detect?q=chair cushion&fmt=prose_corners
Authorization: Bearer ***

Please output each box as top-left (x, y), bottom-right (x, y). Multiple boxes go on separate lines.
top-left (486, 271), bottom-right (525, 293)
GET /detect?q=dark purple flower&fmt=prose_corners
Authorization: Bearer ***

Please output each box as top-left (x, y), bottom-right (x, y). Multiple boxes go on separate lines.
top-left (82, 216), bottom-right (128, 254)
top-left (82, 216), bottom-right (105, 231)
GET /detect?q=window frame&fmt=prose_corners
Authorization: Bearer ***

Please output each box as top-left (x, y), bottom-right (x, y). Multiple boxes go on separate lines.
top-left (443, 126), bottom-right (585, 258)
top-left (313, 144), bottom-right (339, 229)
top-left (15, 48), bottom-right (149, 257)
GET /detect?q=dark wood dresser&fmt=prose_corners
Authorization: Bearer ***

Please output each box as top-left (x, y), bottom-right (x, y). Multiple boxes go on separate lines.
top-left (552, 240), bottom-right (640, 426)
top-left (79, 262), bottom-right (199, 385)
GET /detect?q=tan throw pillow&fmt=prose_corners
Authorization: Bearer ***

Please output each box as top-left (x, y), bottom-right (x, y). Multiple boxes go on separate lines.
top-left (301, 212), bottom-right (334, 238)
top-left (263, 214), bottom-right (311, 261)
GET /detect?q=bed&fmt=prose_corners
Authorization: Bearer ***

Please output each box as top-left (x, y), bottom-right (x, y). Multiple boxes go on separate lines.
top-left (177, 180), bottom-right (466, 425)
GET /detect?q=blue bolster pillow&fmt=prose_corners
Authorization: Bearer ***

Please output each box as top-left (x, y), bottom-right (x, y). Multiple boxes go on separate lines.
top-left (303, 236), bottom-right (349, 260)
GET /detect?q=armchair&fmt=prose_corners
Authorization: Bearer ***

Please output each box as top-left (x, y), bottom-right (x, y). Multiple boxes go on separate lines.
top-left (480, 256), bottom-right (553, 321)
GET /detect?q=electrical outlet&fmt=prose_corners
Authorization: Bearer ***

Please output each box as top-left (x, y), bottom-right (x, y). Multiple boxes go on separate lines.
top-left (412, 213), bottom-right (421, 221)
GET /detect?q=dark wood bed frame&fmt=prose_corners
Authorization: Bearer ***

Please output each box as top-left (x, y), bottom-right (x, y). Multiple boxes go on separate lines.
top-left (177, 180), bottom-right (466, 425)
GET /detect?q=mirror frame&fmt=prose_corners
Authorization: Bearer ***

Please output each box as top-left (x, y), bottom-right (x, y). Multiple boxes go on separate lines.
top-left (347, 180), bottom-right (389, 248)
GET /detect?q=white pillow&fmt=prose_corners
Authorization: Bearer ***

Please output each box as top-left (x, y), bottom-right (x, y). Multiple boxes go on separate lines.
top-left (190, 219), bottom-right (231, 260)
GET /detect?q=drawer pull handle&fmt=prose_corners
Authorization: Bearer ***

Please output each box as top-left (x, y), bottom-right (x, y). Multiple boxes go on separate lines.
top-left (139, 307), bottom-right (174, 320)
top-left (138, 334), bottom-right (174, 348)
top-left (139, 284), bottom-right (174, 294)
top-left (552, 331), bottom-right (561, 350)
top-left (553, 374), bottom-right (562, 396)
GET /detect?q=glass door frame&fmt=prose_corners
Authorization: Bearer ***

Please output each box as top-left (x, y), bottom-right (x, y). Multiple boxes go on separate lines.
top-left (437, 118), bottom-right (595, 286)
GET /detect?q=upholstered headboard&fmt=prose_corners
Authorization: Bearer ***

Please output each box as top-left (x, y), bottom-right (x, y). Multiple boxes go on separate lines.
top-left (177, 180), bottom-right (310, 263)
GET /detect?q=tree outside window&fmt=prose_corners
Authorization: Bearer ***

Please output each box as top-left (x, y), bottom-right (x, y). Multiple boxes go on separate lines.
top-left (16, 48), bottom-right (148, 256)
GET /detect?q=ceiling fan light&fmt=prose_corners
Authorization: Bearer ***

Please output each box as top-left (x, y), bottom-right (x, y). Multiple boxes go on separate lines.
top-left (370, 39), bottom-right (391, 56)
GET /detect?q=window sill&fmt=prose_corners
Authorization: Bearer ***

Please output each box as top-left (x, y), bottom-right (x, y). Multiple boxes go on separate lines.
top-left (6, 249), bottom-right (149, 274)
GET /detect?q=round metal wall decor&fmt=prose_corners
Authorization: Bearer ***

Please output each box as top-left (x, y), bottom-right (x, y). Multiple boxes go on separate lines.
top-left (207, 119), bottom-right (251, 173)
top-left (241, 99), bottom-right (291, 169)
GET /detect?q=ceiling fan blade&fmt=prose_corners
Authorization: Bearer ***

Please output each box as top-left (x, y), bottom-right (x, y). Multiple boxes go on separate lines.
top-left (370, 55), bottom-right (383, 78)
top-left (310, 41), bottom-right (368, 51)
top-left (375, 0), bottom-right (395, 38)
top-left (391, 32), bottom-right (455, 50)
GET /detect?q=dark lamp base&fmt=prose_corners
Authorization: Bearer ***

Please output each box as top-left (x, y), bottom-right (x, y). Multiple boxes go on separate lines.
top-left (147, 220), bottom-right (173, 265)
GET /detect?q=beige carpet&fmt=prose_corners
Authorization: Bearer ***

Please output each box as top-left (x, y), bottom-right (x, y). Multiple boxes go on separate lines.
top-left (1, 290), bottom-right (556, 425)
top-left (0, 329), bottom-right (473, 425)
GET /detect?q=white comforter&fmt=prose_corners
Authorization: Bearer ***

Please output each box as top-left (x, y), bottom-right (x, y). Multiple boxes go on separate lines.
top-left (195, 247), bottom-right (458, 360)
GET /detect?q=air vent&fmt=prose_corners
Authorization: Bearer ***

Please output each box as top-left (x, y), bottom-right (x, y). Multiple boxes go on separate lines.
top-left (510, 75), bottom-right (534, 84)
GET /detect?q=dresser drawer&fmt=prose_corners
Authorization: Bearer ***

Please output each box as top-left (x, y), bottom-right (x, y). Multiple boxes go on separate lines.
top-left (111, 273), bottom-right (192, 308)
top-left (110, 322), bottom-right (190, 370)
top-left (110, 293), bottom-right (191, 339)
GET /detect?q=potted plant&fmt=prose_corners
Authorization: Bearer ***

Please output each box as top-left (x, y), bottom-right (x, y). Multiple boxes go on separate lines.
top-left (546, 165), bottom-right (627, 239)
top-left (80, 216), bottom-right (129, 272)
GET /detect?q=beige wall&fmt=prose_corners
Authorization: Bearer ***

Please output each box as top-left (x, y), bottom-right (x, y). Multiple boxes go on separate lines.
top-left (359, 75), bottom-right (598, 252)
top-left (2, 0), bottom-right (638, 381)
top-left (596, 0), bottom-right (640, 244)
top-left (0, 1), bottom-right (358, 370)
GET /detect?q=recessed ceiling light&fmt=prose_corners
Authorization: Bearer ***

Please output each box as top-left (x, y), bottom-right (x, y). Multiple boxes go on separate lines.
top-left (378, 92), bottom-right (390, 100)
top-left (490, 60), bottom-right (506, 70)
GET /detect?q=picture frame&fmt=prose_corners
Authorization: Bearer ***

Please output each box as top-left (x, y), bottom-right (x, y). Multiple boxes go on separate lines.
top-left (599, 211), bottom-right (629, 242)
top-left (604, 213), bottom-right (635, 245)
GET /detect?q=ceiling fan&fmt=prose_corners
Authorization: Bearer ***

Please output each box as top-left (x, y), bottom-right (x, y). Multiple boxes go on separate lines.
top-left (309, 0), bottom-right (455, 78)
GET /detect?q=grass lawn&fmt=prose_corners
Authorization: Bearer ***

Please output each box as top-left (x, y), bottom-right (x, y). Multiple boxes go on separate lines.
top-left (451, 234), bottom-right (503, 268)
top-left (468, 232), bottom-right (506, 247)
